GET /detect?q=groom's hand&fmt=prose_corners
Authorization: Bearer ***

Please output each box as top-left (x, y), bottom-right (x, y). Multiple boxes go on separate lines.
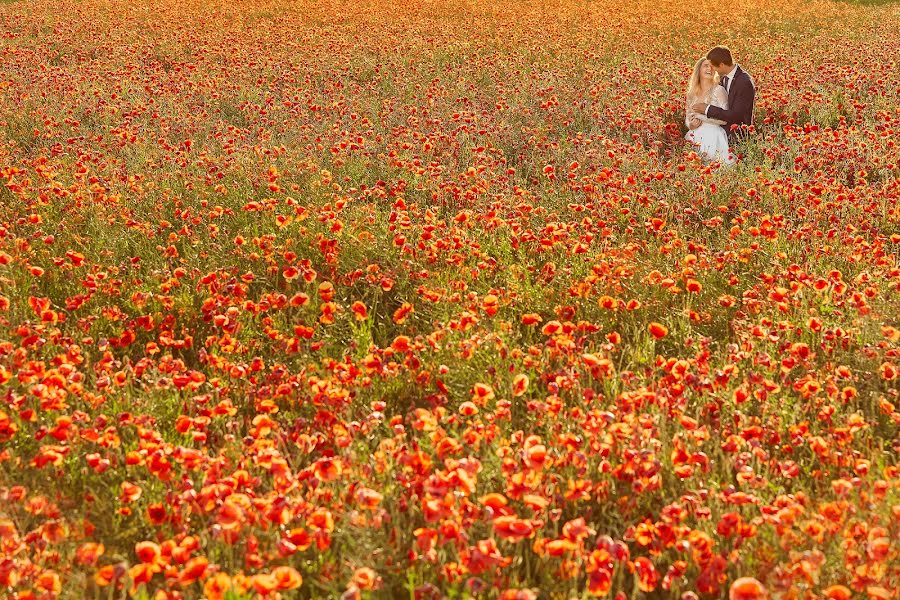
top-left (692, 102), bottom-right (709, 114)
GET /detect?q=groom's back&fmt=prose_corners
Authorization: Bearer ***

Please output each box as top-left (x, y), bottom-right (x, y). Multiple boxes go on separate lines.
top-left (735, 66), bottom-right (756, 128)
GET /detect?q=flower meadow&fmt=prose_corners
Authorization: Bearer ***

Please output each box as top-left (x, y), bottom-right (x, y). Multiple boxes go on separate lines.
top-left (0, 0), bottom-right (898, 598)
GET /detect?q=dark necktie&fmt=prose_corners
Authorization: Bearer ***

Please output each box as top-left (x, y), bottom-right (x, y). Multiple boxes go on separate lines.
top-left (722, 76), bottom-right (729, 92)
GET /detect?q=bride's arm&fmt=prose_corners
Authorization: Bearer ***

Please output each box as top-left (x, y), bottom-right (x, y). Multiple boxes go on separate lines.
top-left (685, 99), bottom-right (701, 129)
top-left (704, 87), bottom-right (728, 125)
top-left (694, 112), bottom-right (723, 125)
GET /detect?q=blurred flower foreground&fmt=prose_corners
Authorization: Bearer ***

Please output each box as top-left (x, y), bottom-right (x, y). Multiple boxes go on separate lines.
top-left (0, 0), bottom-right (897, 598)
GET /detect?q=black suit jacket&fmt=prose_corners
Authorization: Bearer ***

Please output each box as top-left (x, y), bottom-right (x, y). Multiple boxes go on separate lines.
top-left (706, 66), bottom-right (755, 139)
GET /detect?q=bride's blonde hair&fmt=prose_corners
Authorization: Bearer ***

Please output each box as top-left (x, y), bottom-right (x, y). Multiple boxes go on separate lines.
top-left (686, 57), bottom-right (719, 103)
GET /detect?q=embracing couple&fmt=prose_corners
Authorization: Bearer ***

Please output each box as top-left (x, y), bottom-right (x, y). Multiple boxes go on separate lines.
top-left (684, 46), bottom-right (756, 166)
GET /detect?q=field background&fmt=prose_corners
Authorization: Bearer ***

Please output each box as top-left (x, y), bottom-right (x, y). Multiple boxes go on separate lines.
top-left (0, 0), bottom-right (898, 598)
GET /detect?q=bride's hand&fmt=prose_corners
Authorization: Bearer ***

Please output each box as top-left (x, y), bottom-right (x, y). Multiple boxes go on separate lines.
top-left (689, 117), bottom-right (701, 129)
top-left (691, 102), bottom-right (708, 113)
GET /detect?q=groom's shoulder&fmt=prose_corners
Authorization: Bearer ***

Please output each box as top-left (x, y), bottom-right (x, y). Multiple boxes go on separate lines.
top-left (738, 66), bottom-right (755, 87)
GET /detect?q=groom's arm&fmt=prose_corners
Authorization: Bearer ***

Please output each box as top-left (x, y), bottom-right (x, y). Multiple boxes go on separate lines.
top-left (705, 78), bottom-right (755, 126)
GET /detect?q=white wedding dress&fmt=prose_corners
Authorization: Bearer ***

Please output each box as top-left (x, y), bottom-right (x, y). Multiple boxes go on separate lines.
top-left (684, 86), bottom-right (734, 165)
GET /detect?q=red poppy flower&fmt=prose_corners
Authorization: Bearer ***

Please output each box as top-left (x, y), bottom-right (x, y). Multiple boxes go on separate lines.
top-left (729, 578), bottom-right (766, 600)
top-left (648, 322), bottom-right (668, 339)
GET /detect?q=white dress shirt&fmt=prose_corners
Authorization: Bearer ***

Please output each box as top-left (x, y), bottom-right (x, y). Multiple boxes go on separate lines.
top-left (722, 65), bottom-right (739, 93)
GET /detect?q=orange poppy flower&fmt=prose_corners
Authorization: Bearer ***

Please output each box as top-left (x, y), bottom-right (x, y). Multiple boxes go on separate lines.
top-left (512, 373), bottom-right (529, 396)
top-left (178, 556), bottom-right (209, 586)
top-left (75, 542), bottom-right (105, 566)
top-left (729, 577), bottom-right (767, 600)
top-left (351, 301), bottom-right (368, 320)
top-left (203, 573), bottom-right (232, 600)
top-left (493, 515), bottom-right (535, 542)
top-left (588, 567), bottom-right (612, 595)
top-left (250, 573), bottom-right (278, 595)
top-left (135, 541), bottom-right (161, 565)
top-left (648, 322), bottom-right (668, 339)
top-left (822, 585), bottom-right (852, 600)
top-left (351, 567), bottom-right (379, 591)
top-left (472, 383), bottom-right (495, 405)
top-left (273, 566), bottom-right (303, 590)
top-left (521, 313), bottom-right (542, 325)
top-left (633, 557), bottom-right (658, 592)
top-left (35, 570), bottom-right (61, 595)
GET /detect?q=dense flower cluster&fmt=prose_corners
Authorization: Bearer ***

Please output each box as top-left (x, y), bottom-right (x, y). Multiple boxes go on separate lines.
top-left (0, 0), bottom-right (898, 598)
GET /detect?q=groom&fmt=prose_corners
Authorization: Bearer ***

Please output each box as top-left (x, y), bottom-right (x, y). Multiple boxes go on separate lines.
top-left (691, 46), bottom-right (755, 142)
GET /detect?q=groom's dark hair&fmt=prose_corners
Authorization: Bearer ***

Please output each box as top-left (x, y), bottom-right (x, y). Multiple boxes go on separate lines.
top-left (707, 46), bottom-right (733, 67)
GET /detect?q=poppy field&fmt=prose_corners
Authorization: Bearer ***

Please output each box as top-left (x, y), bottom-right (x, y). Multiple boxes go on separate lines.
top-left (0, 0), bottom-right (898, 598)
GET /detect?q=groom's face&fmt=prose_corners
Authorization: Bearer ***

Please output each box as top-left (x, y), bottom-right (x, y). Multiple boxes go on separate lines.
top-left (711, 62), bottom-right (732, 77)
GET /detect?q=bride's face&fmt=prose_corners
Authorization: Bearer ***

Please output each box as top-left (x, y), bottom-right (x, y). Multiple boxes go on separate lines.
top-left (700, 60), bottom-right (714, 82)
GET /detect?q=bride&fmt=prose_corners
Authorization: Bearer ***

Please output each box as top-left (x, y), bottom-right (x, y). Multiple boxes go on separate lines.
top-left (684, 58), bottom-right (735, 165)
